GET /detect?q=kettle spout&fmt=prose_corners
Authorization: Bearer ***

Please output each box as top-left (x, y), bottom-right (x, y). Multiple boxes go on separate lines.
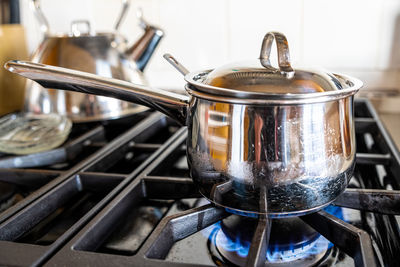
top-left (126, 10), bottom-right (164, 72)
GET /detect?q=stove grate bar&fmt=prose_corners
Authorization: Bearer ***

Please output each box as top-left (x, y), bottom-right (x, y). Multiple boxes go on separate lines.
top-left (356, 153), bottom-right (391, 165)
top-left (78, 171), bottom-right (127, 180)
top-left (0, 169), bottom-right (61, 187)
top-left (333, 188), bottom-right (400, 215)
top-left (301, 210), bottom-right (377, 267)
top-left (362, 100), bottom-right (400, 186)
top-left (130, 143), bottom-right (163, 152)
top-left (0, 126), bottom-right (105, 169)
top-left (210, 180), bottom-right (232, 203)
top-left (143, 176), bottom-right (201, 199)
top-left (142, 204), bottom-right (228, 260)
top-left (245, 216), bottom-right (271, 267)
top-left (0, 148), bottom-right (68, 169)
top-left (355, 118), bottom-right (376, 133)
top-left (245, 185), bottom-right (270, 267)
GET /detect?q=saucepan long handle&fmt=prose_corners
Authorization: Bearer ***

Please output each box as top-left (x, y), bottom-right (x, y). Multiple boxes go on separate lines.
top-left (5, 60), bottom-right (189, 125)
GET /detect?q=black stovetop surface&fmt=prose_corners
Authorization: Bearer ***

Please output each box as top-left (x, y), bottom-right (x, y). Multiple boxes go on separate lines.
top-left (0, 99), bottom-right (399, 267)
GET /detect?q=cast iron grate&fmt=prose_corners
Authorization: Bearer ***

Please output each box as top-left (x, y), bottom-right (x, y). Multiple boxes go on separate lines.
top-left (0, 112), bottom-right (182, 266)
top-left (43, 99), bottom-right (399, 267)
top-left (0, 111), bottom-right (153, 225)
top-left (0, 99), bottom-right (398, 266)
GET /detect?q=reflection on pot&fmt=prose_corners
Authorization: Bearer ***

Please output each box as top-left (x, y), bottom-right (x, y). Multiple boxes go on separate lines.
top-left (188, 97), bottom-right (355, 217)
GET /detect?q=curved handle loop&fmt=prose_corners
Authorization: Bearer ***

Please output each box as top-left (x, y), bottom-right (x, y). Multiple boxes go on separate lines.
top-left (259, 32), bottom-right (294, 77)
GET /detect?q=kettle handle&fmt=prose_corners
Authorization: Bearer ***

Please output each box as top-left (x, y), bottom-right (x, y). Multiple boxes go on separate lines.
top-left (114, 0), bottom-right (131, 32)
top-left (125, 10), bottom-right (164, 71)
top-left (29, 0), bottom-right (50, 36)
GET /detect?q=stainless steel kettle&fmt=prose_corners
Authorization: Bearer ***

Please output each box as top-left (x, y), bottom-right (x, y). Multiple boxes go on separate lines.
top-left (24, 0), bottom-right (164, 122)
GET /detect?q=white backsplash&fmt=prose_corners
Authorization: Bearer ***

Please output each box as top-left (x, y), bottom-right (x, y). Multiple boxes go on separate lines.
top-left (19, 0), bottom-right (400, 89)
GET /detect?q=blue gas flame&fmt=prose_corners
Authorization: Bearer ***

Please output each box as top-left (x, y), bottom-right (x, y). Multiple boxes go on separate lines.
top-left (211, 221), bottom-right (251, 258)
top-left (202, 205), bottom-right (344, 262)
top-left (266, 235), bottom-right (329, 262)
top-left (324, 205), bottom-right (344, 221)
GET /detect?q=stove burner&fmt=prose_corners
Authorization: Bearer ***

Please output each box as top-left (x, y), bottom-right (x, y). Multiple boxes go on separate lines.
top-left (206, 210), bottom-right (342, 266)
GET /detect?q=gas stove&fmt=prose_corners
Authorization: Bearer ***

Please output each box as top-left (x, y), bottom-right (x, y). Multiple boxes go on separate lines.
top-left (0, 98), bottom-right (399, 266)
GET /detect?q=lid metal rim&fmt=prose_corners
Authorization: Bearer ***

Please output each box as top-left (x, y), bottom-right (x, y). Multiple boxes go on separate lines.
top-left (184, 70), bottom-right (363, 104)
top-left (185, 85), bottom-right (359, 105)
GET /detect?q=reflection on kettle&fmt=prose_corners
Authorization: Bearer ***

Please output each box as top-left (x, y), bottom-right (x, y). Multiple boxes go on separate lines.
top-left (25, 0), bottom-right (164, 122)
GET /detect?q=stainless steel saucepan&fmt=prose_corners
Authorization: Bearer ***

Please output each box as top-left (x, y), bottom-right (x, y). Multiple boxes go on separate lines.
top-left (5, 32), bottom-right (362, 217)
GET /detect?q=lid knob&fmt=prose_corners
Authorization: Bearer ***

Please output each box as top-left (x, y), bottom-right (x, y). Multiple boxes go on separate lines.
top-left (259, 32), bottom-right (294, 78)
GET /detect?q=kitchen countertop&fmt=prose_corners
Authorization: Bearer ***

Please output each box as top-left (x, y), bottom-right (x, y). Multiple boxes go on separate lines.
top-left (333, 70), bottom-right (400, 151)
top-left (379, 113), bottom-right (400, 150)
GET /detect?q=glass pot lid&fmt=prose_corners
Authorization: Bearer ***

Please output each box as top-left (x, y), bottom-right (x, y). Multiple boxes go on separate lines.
top-left (184, 32), bottom-right (362, 102)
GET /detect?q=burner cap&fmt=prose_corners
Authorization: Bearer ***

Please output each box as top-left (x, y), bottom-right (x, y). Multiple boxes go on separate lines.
top-left (213, 215), bottom-right (330, 266)
top-left (221, 215), bottom-right (320, 249)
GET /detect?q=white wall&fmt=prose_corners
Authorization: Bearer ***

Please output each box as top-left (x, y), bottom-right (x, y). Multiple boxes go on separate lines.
top-left (19, 0), bottom-right (400, 89)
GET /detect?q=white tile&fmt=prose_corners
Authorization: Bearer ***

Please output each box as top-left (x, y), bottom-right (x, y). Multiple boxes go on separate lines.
top-left (21, 0), bottom-right (94, 53)
top-left (146, 0), bottom-right (230, 75)
top-left (146, 69), bottom-right (186, 91)
top-left (303, 0), bottom-right (382, 70)
top-left (20, 0), bottom-right (40, 53)
top-left (20, 0), bottom-right (160, 49)
top-left (377, 0), bottom-right (400, 69)
top-left (344, 69), bottom-right (400, 90)
top-left (88, 0), bottom-right (123, 33)
top-left (39, 0), bottom-right (94, 35)
top-left (90, 0), bottom-right (160, 40)
top-left (227, 0), bottom-right (303, 66)
top-left (20, 0), bottom-right (398, 89)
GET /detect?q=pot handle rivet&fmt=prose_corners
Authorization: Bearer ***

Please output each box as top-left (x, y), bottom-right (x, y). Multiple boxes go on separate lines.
top-left (259, 31), bottom-right (295, 77)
